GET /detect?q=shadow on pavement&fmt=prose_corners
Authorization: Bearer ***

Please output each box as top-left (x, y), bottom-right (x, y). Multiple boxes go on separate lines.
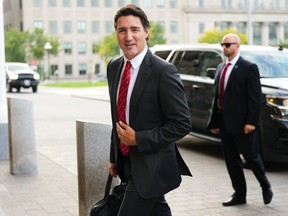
top-left (177, 135), bottom-right (223, 160)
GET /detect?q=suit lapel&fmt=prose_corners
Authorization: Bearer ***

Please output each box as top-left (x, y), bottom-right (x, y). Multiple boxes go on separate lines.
top-left (111, 57), bottom-right (125, 119)
top-left (226, 57), bottom-right (243, 90)
top-left (129, 50), bottom-right (153, 125)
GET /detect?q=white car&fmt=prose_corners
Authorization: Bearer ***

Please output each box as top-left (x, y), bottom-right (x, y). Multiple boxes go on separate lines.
top-left (5, 62), bottom-right (40, 93)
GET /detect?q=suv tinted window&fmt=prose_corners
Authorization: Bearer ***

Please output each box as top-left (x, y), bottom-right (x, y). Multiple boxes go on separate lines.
top-left (241, 51), bottom-right (288, 78)
top-left (200, 51), bottom-right (223, 77)
top-left (170, 50), bottom-right (201, 76)
top-left (154, 50), bottom-right (171, 60)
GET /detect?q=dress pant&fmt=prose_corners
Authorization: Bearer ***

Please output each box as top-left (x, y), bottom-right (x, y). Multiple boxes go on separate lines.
top-left (220, 118), bottom-right (271, 197)
top-left (117, 155), bottom-right (172, 216)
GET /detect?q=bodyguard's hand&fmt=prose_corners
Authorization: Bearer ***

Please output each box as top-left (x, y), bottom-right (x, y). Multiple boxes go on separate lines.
top-left (244, 124), bottom-right (255, 134)
top-left (116, 121), bottom-right (137, 146)
top-left (109, 163), bottom-right (117, 177)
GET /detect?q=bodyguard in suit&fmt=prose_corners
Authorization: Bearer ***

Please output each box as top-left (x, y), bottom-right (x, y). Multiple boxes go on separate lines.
top-left (207, 33), bottom-right (273, 207)
top-left (107, 4), bottom-right (192, 216)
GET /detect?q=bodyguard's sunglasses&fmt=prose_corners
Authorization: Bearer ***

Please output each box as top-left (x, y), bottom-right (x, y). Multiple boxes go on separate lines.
top-left (220, 42), bottom-right (238, 48)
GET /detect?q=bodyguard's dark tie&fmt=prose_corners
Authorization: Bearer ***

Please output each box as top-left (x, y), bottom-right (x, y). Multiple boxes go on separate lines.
top-left (219, 62), bottom-right (231, 109)
top-left (117, 61), bottom-right (131, 156)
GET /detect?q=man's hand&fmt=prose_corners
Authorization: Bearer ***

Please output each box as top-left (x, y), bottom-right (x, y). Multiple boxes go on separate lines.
top-left (244, 124), bottom-right (255, 134)
top-left (210, 128), bottom-right (219, 134)
top-left (116, 121), bottom-right (137, 146)
top-left (109, 163), bottom-right (117, 177)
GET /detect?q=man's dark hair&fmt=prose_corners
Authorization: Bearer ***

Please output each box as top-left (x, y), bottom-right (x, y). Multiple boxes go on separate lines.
top-left (114, 4), bottom-right (150, 32)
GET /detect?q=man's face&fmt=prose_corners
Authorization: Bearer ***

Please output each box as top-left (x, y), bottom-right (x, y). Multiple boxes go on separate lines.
top-left (221, 36), bottom-right (239, 59)
top-left (115, 15), bottom-right (149, 60)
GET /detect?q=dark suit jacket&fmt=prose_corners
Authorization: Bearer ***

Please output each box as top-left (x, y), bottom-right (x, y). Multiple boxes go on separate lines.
top-left (107, 49), bottom-right (192, 199)
top-left (207, 56), bottom-right (262, 134)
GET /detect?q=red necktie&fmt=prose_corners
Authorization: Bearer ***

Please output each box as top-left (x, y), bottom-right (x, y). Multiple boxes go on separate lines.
top-left (219, 62), bottom-right (231, 109)
top-left (117, 61), bottom-right (131, 156)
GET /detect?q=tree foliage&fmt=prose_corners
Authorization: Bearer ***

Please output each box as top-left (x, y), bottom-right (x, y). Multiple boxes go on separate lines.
top-left (5, 28), bottom-right (59, 63)
top-left (4, 28), bottom-right (28, 62)
top-left (93, 21), bottom-right (167, 63)
top-left (148, 22), bottom-right (167, 47)
top-left (198, 28), bottom-right (248, 44)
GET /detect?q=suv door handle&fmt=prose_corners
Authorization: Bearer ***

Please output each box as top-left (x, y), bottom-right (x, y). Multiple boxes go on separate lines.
top-left (192, 84), bottom-right (200, 89)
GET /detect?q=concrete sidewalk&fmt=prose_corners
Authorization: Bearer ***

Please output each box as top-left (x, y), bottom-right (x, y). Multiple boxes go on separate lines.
top-left (1, 86), bottom-right (287, 216)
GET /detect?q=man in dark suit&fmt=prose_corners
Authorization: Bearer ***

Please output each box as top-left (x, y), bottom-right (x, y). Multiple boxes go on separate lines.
top-left (207, 33), bottom-right (273, 207)
top-left (107, 4), bottom-right (192, 216)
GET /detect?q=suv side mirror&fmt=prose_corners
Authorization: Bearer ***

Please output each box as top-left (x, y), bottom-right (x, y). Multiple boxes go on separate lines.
top-left (207, 68), bottom-right (216, 79)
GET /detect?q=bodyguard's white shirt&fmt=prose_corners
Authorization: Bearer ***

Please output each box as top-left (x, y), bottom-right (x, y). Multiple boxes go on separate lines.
top-left (222, 53), bottom-right (240, 90)
top-left (118, 46), bottom-right (148, 124)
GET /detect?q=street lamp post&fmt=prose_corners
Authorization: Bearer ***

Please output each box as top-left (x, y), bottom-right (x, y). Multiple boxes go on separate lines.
top-left (44, 42), bottom-right (52, 80)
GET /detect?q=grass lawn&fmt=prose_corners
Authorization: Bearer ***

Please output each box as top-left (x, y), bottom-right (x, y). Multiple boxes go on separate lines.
top-left (40, 81), bottom-right (107, 88)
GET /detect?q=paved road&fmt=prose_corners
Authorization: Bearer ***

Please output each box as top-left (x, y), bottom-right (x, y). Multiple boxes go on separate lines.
top-left (1, 86), bottom-right (287, 215)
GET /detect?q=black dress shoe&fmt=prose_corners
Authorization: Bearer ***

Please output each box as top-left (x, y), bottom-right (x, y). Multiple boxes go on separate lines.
top-left (263, 188), bottom-right (273, 204)
top-left (222, 195), bottom-right (246, 207)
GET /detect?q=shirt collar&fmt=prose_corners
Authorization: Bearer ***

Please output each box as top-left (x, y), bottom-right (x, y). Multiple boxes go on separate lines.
top-left (123, 46), bottom-right (148, 69)
top-left (227, 53), bottom-right (240, 65)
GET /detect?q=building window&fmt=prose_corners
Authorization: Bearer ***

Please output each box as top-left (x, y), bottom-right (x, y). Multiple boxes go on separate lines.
top-left (33, 0), bottom-right (42, 7)
top-left (65, 64), bottom-right (73, 75)
top-left (144, 0), bottom-right (152, 8)
top-left (269, 22), bottom-right (277, 45)
top-left (131, 0), bottom-right (140, 5)
top-left (105, 21), bottom-right (113, 34)
top-left (170, 0), bottom-right (177, 8)
top-left (219, 22), bottom-right (231, 32)
top-left (78, 42), bottom-right (86, 54)
top-left (63, 21), bottom-right (72, 33)
top-left (91, 0), bottom-right (99, 7)
top-left (118, 0), bottom-right (125, 7)
top-left (105, 0), bottom-right (112, 7)
top-left (237, 0), bottom-right (245, 9)
top-left (157, 0), bottom-right (165, 8)
top-left (49, 21), bottom-right (57, 33)
top-left (79, 64), bottom-right (87, 75)
top-left (91, 21), bottom-right (100, 33)
top-left (63, 0), bottom-right (71, 7)
top-left (199, 0), bottom-right (204, 8)
top-left (51, 65), bottom-right (58, 76)
top-left (49, 0), bottom-right (57, 7)
top-left (286, 0), bottom-right (288, 9)
top-left (269, 0), bottom-right (279, 9)
top-left (253, 23), bottom-right (262, 45)
top-left (236, 22), bottom-right (246, 34)
top-left (221, 0), bottom-right (232, 9)
top-left (95, 64), bottom-right (100, 74)
top-left (170, 21), bottom-right (178, 33)
top-left (255, 0), bottom-right (264, 9)
top-left (199, 23), bottom-right (205, 34)
top-left (77, 0), bottom-right (85, 7)
top-left (34, 21), bottom-right (43, 29)
top-left (64, 42), bottom-right (72, 54)
top-left (284, 23), bottom-right (288, 41)
top-left (77, 21), bottom-right (86, 33)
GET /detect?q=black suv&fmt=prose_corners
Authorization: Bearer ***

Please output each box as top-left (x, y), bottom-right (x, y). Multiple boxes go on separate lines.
top-left (152, 44), bottom-right (288, 163)
top-left (6, 62), bottom-right (40, 93)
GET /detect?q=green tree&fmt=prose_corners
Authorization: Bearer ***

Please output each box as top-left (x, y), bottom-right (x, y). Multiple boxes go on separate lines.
top-left (4, 28), bottom-right (29, 62)
top-left (5, 28), bottom-right (59, 63)
top-left (93, 21), bottom-right (167, 63)
top-left (198, 28), bottom-right (248, 44)
top-left (148, 22), bottom-right (167, 47)
top-left (279, 39), bottom-right (288, 48)
top-left (27, 28), bottom-right (59, 62)
top-left (93, 34), bottom-right (119, 64)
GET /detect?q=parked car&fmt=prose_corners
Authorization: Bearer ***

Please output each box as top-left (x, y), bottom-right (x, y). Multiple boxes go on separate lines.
top-left (152, 44), bottom-right (288, 163)
top-left (5, 62), bottom-right (40, 93)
